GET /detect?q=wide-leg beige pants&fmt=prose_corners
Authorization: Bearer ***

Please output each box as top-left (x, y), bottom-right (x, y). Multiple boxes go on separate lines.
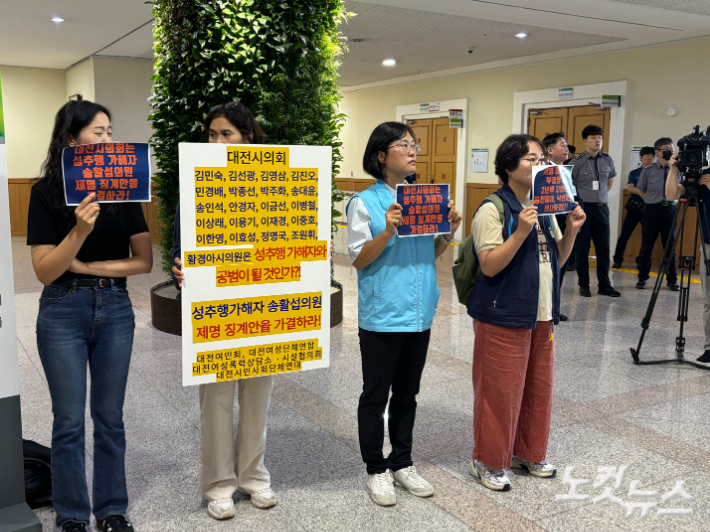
top-left (198, 376), bottom-right (273, 501)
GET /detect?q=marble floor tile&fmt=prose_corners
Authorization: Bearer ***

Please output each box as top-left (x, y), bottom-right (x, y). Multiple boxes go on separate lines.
top-left (14, 234), bottom-right (710, 532)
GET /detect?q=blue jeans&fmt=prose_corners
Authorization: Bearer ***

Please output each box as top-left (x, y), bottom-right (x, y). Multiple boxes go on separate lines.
top-left (36, 281), bottom-right (135, 526)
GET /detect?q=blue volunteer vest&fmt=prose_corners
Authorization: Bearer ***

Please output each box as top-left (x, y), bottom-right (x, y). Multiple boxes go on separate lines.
top-left (347, 180), bottom-right (440, 332)
top-left (467, 184), bottom-right (561, 329)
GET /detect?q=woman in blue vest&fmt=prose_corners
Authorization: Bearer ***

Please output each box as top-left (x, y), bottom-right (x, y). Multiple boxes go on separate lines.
top-left (346, 122), bottom-right (462, 506)
top-left (467, 134), bottom-right (585, 491)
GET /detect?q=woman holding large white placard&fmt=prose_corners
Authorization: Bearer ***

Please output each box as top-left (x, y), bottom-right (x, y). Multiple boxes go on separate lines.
top-left (346, 122), bottom-right (462, 506)
top-left (27, 101), bottom-right (153, 532)
top-left (171, 102), bottom-right (278, 520)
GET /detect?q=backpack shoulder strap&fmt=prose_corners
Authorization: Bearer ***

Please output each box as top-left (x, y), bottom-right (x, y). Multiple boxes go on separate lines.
top-left (486, 194), bottom-right (505, 226)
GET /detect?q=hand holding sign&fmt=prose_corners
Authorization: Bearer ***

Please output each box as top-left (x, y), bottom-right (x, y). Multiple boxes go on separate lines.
top-left (446, 200), bottom-right (463, 234)
top-left (173, 257), bottom-right (185, 288)
top-left (385, 202), bottom-right (404, 237)
top-left (74, 193), bottom-right (100, 238)
top-left (566, 203), bottom-right (586, 232)
top-left (517, 206), bottom-right (538, 235)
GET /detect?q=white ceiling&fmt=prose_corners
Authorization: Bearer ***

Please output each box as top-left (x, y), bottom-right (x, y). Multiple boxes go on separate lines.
top-left (339, 1), bottom-right (625, 87)
top-left (1, 0), bottom-right (709, 90)
top-left (608, 0), bottom-right (710, 16)
top-left (0, 0), bottom-right (153, 69)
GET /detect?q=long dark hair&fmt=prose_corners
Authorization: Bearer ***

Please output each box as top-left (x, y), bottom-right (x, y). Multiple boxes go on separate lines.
top-left (362, 121), bottom-right (416, 180)
top-left (203, 102), bottom-right (265, 143)
top-left (39, 100), bottom-right (113, 219)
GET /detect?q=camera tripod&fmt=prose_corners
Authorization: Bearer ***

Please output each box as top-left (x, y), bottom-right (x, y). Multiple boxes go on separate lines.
top-left (630, 183), bottom-right (710, 370)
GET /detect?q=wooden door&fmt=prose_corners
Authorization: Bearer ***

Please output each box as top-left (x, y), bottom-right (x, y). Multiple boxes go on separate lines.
top-left (410, 119), bottom-right (432, 184)
top-left (567, 106), bottom-right (611, 153)
top-left (527, 105), bottom-right (610, 152)
top-left (410, 117), bottom-right (458, 201)
top-left (432, 117), bottom-right (458, 201)
top-left (528, 107), bottom-right (569, 141)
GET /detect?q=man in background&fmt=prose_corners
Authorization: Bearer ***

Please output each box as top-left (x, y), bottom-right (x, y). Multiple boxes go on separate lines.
top-left (612, 146), bottom-right (653, 268)
top-left (635, 138), bottom-right (680, 291)
top-left (543, 131), bottom-right (571, 321)
top-left (571, 125), bottom-right (621, 298)
top-left (564, 145), bottom-right (577, 165)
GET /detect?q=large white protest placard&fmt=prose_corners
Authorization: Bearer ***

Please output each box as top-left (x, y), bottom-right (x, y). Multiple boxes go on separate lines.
top-left (179, 143), bottom-right (332, 387)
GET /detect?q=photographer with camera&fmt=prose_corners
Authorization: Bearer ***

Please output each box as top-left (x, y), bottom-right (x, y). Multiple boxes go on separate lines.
top-left (635, 138), bottom-right (680, 292)
top-left (665, 150), bottom-right (710, 365)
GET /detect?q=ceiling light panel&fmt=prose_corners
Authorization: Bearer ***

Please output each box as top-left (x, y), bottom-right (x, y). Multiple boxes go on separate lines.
top-left (339, 1), bottom-right (624, 87)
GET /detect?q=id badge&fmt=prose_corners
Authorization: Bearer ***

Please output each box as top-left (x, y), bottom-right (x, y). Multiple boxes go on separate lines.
top-left (592, 181), bottom-right (600, 191)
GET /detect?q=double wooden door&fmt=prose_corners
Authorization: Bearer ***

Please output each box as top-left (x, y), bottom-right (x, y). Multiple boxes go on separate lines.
top-left (528, 105), bottom-right (611, 258)
top-left (409, 117), bottom-right (458, 201)
top-left (528, 105), bottom-right (611, 153)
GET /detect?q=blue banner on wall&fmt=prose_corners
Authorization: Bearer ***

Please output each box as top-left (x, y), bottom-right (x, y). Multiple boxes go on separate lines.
top-left (396, 183), bottom-right (451, 237)
top-left (532, 165), bottom-right (576, 216)
top-left (62, 142), bottom-right (151, 206)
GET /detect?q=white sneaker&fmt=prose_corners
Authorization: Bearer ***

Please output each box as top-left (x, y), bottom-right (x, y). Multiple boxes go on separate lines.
top-left (245, 488), bottom-right (277, 509)
top-left (469, 460), bottom-right (511, 491)
top-left (511, 456), bottom-right (557, 478)
top-left (207, 497), bottom-right (235, 520)
top-left (393, 466), bottom-right (435, 497)
top-left (367, 471), bottom-right (396, 506)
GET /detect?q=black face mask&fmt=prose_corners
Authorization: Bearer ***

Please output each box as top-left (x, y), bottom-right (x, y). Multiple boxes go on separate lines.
top-left (662, 150), bottom-right (674, 161)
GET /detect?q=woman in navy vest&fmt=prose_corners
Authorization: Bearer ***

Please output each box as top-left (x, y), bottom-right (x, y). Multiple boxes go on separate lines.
top-left (346, 122), bottom-right (462, 506)
top-left (467, 134), bottom-right (585, 491)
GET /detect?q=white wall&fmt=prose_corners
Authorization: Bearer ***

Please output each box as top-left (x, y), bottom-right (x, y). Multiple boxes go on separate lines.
top-left (338, 37), bottom-right (710, 186)
top-left (1, 57), bottom-right (154, 179)
top-left (66, 57), bottom-right (95, 102)
top-left (94, 57), bottom-right (153, 144)
top-left (0, 67), bottom-right (66, 178)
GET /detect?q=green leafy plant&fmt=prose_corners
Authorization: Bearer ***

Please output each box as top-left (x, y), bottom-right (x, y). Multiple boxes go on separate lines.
top-left (150, 0), bottom-right (348, 280)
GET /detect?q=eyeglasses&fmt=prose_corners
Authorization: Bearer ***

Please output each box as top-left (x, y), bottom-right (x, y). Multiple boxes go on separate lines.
top-left (387, 142), bottom-right (422, 155)
top-left (521, 156), bottom-right (550, 165)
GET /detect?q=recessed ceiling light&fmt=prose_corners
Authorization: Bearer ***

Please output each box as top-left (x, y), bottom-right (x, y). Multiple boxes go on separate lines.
top-left (382, 58), bottom-right (396, 67)
top-left (515, 32), bottom-right (527, 38)
top-left (51, 17), bottom-right (64, 23)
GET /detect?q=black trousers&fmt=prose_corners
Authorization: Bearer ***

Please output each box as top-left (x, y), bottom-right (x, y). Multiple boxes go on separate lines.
top-left (357, 327), bottom-right (430, 475)
top-left (613, 209), bottom-right (644, 265)
top-left (575, 203), bottom-right (612, 289)
top-left (638, 203), bottom-right (677, 283)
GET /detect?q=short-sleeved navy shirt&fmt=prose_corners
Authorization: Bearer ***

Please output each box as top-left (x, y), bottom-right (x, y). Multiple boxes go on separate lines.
top-left (27, 178), bottom-right (149, 284)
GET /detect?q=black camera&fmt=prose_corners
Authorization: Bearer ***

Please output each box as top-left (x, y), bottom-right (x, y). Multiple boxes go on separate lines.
top-left (677, 125), bottom-right (710, 177)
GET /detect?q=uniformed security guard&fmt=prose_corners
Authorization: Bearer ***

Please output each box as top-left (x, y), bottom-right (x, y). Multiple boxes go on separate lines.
top-left (612, 146), bottom-right (654, 268)
top-left (571, 125), bottom-right (620, 297)
top-left (635, 137), bottom-right (680, 291)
